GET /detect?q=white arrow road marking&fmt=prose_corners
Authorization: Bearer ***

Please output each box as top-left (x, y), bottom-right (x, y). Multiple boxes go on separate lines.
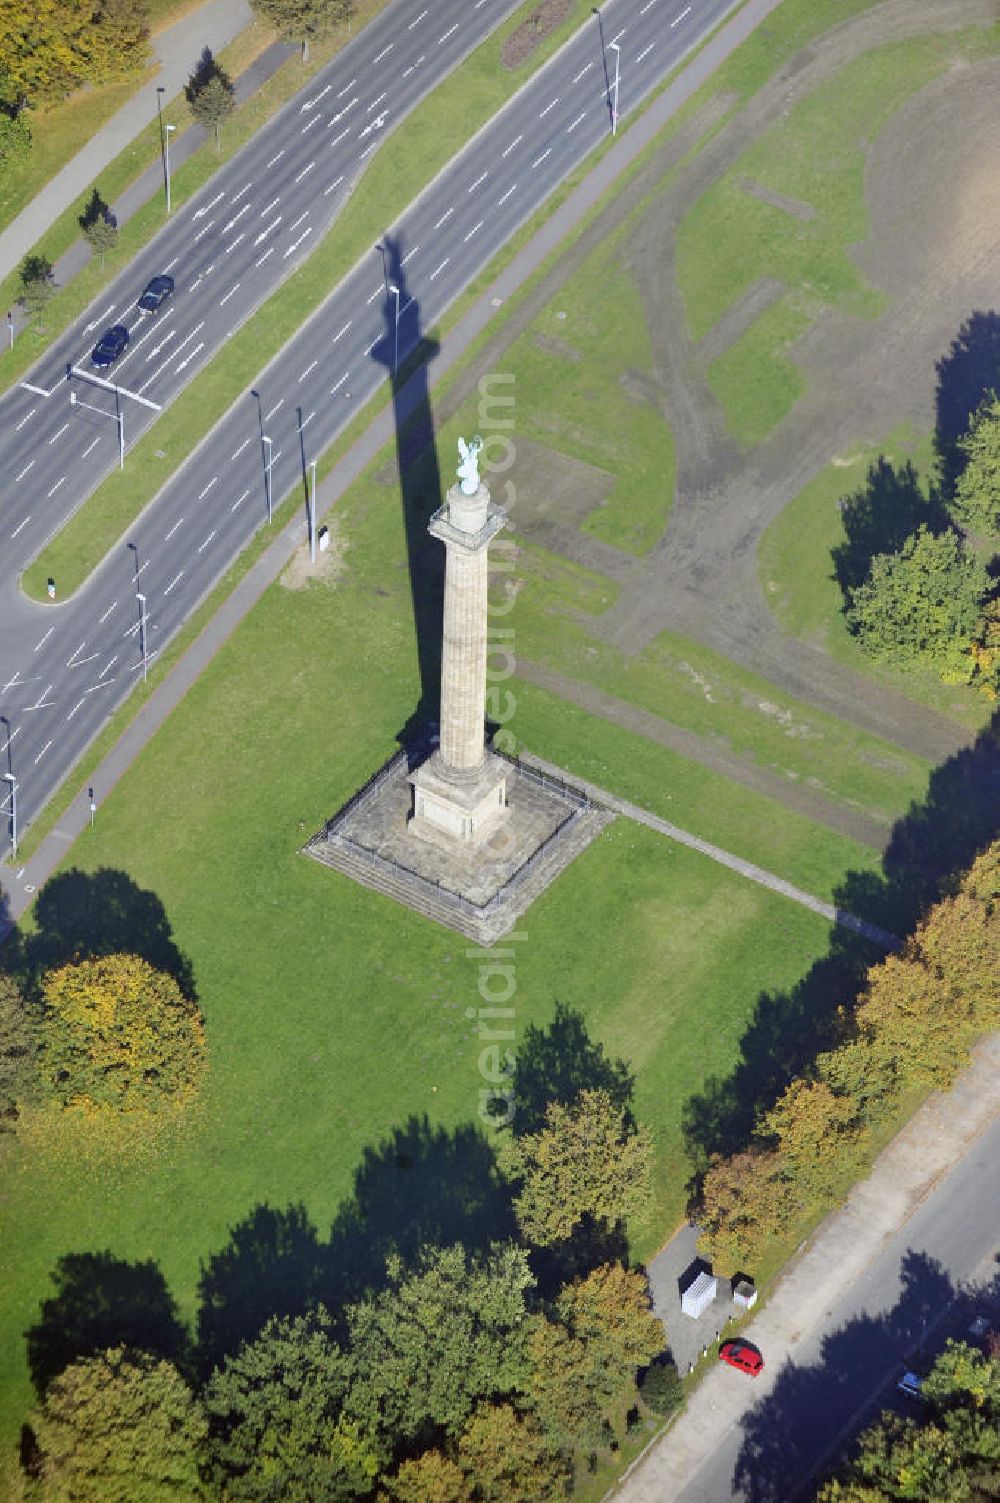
top-left (366, 92), bottom-right (387, 113)
top-left (193, 220), bottom-right (215, 243)
top-left (254, 217), bottom-right (281, 246)
top-left (260, 196), bottom-right (280, 217)
top-left (337, 77), bottom-right (356, 97)
top-left (329, 98), bottom-right (358, 124)
top-left (300, 82), bottom-right (332, 111)
top-left (372, 43), bottom-right (393, 63)
top-left (193, 190), bottom-right (225, 219)
top-left (224, 235), bottom-right (245, 256)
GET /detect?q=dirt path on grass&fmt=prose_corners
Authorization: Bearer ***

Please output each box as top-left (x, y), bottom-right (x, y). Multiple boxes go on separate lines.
top-left (432, 0), bottom-right (998, 767)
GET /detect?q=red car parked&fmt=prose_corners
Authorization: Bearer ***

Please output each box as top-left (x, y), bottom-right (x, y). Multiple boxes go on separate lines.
top-left (718, 1339), bottom-right (765, 1377)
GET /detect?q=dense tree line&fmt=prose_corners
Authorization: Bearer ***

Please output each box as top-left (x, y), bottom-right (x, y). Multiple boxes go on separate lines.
top-left (698, 840), bottom-right (1000, 1272)
top-left (816, 1339), bottom-right (1000, 1501)
top-left (841, 397), bottom-right (1000, 697)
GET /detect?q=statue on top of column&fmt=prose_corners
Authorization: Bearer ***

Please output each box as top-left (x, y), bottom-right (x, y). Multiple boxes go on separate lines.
top-left (456, 435), bottom-right (484, 496)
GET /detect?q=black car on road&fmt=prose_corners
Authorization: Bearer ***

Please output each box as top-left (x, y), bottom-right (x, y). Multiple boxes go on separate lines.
top-left (138, 274), bottom-right (175, 313)
top-left (90, 324), bottom-right (130, 368)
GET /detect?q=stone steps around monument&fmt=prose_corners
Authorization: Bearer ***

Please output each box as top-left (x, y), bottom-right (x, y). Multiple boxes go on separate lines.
top-left (304, 803), bottom-right (614, 943)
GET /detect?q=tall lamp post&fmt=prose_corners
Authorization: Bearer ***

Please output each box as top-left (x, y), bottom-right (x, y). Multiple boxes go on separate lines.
top-left (609, 41), bottom-right (621, 135)
top-left (3, 772), bottom-right (17, 862)
top-left (388, 281), bottom-right (401, 374)
top-left (262, 435), bottom-right (273, 523)
top-left (308, 458), bottom-right (317, 564)
top-left (136, 592), bottom-right (148, 682)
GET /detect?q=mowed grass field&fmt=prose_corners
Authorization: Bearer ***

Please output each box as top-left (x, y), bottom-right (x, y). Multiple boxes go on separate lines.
top-left (0, 447), bottom-right (854, 1463)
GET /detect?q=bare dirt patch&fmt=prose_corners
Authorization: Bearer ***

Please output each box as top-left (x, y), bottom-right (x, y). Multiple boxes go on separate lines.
top-left (501, 0), bottom-right (573, 69)
top-left (279, 517), bottom-right (348, 589)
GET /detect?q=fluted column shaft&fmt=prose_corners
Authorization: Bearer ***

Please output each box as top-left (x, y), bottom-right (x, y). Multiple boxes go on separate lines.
top-left (439, 541), bottom-right (488, 772)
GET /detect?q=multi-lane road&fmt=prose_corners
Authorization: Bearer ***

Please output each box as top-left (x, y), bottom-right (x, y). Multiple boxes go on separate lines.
top-left (0, 0), bottom-right (738, 842)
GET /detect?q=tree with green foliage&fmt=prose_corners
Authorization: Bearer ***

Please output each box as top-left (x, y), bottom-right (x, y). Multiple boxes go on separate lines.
top-left (87, 0), bottom-right (150, 83)
top-left (249, 0), bottom-right (353, 62)
top-left (639, 1355), bottom-right (683, 1415)
top-left (382, 1450), bottom-right (471, 1503)
top-left (185, 48), bottom-right (235, 150)
top-left (346, 1243), bottom-right (533, 1452)
top-left (817, 1341), bottom-right (1000, 1502)
top-left (0, 0), bottom-right (147, 104)
top-left (0, 93), bottom-right (31, 165)
top-left (760, 1079), bottom-right (866, 1202)
top-left (0, 970), bottom-right (37, 1129)
top-left (40, 953), bottom-right (206, 1111)
top-left (951, 393), bottom-right (1000, 536)
top-left (18, 253), bottom-right (54, 328)
top-left (78, 189), bottom-right (118, 268)
top-left (456, 1403), bottom-right (570, 1502)
top-left (845, 525), bottom-right (989, 683)
top-left (698, 1146), bottom-right (794, 1273)
top-left (501, 1088), bottom-right (653, 1246)
top-left (27, 1346), bottom-right (209, 1501)
top-left (203, 1308), bottom-right (374, 1503)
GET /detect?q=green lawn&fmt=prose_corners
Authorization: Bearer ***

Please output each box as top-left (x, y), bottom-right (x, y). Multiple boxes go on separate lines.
top-left (757, 429), bottom-right (995, 732)
top-left (705, 294), bottom-right (811, 445)
top-left (0, 475), bottom-right (842, 1464)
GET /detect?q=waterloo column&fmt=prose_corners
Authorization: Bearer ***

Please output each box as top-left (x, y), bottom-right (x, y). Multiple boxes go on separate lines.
top-left (409, 438), bottom-right (510, 845)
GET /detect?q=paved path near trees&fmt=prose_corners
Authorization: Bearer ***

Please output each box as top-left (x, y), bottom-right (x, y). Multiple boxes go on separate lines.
top-left (0, 0), bottom-right (254, 287)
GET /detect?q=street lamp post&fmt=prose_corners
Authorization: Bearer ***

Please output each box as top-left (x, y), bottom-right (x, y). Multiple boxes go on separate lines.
top-left (70, 387), bottom-right (124, 470)
top-left (3, 773), bottom-right (17, 862)
top-left (136, 592), bottom-right (148, 682)
top-left (309, 459), bottom-right (317, 564)
top-left (262, 435), bottom-right (273, 523)
top-left (610, 42), bottom-right (621, 135)
top-left (388, 282), bottom-right (400, 374)
top-left (164, 120), bottom-right (176, 216)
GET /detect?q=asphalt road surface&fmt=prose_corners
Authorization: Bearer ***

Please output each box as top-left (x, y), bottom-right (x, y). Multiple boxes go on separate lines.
top-left (0, 0), bottom-right (738, 841)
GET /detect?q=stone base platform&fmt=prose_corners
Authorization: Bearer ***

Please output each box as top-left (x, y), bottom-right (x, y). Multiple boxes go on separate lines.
top-left (304, 750), bottom-right (614, 945)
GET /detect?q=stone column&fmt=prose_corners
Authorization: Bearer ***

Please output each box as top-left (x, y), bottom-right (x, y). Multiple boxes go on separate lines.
top-left (409, 478), bottom-right (509, 845)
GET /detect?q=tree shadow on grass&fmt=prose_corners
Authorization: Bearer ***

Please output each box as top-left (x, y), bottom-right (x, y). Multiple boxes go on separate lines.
top-left (25, 1251), bottom-right (191, 1394)
top-left (11, 867), bottom-right (196, 1000)
top-left (326, 1114), bottom-right (517, 1309)
top-left (195, 1203), bottom-right (324, 1378)
top-left (195, 1118), bottom-right (516, 1373)
top-left (832, 457), bottom-right (948, 597)
top-left (682, 706), bottom-right (1000, 1176)
top-left (509, 1000), bottom-right (636, 1138)
top-left (934, 310), bottom-right (1000, 501)
top-left (730, 1250), bottom-right (997, 1503)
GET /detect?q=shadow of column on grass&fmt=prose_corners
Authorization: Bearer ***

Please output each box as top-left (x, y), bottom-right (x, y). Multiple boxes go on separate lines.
top-left (934, 310), bottom-right (1000, 502)
top-left (369, 232), bottom-right (445, 751)
top-left (682, 706), bottom-right (1000, 1174)
top-left (9, 867), bottom-right (196, 1001)
top-left (831, 457), bottom-right (948, 598)
top-left (730, 1251), bottom-right (998, 1503)
top-left (25, 1250), bottom-right (191, 1394)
